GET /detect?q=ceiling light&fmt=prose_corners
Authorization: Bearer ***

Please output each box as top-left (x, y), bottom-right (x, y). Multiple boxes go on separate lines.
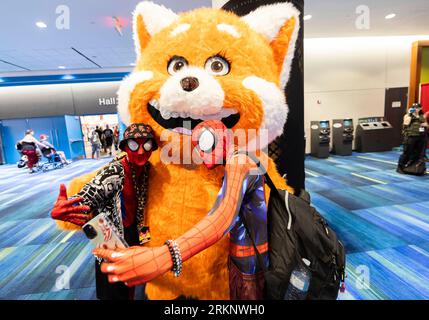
top-left (58, 66), bottom-right (66, 69)
top-left (36, 21), bottom-right (48, 28)
top-left (62, 75), bottom-right (75, 80)
top-left (0, 78), bottom-right (4, 83)
top-left (130, 63), bottom-right (136, 66)
top-left (385, 13), bottom-right (396, 20)
top-left (303, 15), bottom-right (312, 21)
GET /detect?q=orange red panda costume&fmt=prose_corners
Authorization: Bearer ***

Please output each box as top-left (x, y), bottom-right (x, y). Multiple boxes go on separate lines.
top-left (63, 1), bottom-right (299, 299)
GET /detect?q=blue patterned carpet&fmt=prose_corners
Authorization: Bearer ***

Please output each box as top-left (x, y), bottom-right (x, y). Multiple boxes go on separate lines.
top-left (306, 151), bottom-right (429, 300)
top-left (0, 159), bottom-right (111, 300)
top-left (0, 151), bottom-right (428, 300)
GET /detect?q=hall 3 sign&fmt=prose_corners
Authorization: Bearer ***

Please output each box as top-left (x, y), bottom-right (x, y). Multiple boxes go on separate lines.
top-left (98, 97), bottom-right (119, 107)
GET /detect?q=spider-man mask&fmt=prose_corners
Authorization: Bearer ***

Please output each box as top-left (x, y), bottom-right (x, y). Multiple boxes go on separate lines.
top-left (191, 120), bottom-right (232, 169)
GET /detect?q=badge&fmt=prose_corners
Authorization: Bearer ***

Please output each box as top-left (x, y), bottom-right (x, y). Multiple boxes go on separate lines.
top-left (139, 226), bottom-right (151, 244)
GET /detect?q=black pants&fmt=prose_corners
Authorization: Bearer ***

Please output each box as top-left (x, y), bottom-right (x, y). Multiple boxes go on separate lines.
top-left (423, 132), bottom-right (428, 158)
top-left (398, 135), bottom-right (426, 169)
top-left (95, 223), bottom-right (140, 300)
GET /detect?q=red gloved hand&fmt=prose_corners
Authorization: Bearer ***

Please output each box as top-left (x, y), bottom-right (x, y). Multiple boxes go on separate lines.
top-left (51, 184), bottom-right (90, 226)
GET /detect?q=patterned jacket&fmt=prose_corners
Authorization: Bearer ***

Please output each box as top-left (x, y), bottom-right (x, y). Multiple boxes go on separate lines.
top-left (75, 156), bottom-right (150, 236)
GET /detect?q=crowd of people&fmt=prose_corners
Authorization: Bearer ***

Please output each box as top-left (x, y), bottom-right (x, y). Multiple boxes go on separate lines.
top-left (15, 124), bottom-right (121, 173)
top-left (88, 125), bottom-right (120, 160)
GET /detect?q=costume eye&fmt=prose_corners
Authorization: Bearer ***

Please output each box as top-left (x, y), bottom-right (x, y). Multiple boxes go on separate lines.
top-left (167, 56), bottom-right (188, 75)
top-left (205, 56), bottom-right (230, 76)
top-left (143, 140), bottom-right (153, 152)
top-left (127, 139), bottom-right (139, 152)
top-left (198, 128), bottom-right (216, 153)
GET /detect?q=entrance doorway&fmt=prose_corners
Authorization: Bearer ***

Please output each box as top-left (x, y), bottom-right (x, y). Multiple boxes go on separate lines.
top-left (384, 87), bottom-right (408, 148)
top-left (80, 114), bottom-right (120, 159)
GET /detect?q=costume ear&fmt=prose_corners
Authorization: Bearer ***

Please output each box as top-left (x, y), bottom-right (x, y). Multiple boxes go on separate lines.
top-left (242, 3), bottom-right (300, 88)
top-left (133, 1), bottom-right (178, 57)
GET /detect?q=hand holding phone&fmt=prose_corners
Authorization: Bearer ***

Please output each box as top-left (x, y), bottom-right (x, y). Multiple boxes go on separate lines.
top-left (83, 213), bottom-right (128, 250)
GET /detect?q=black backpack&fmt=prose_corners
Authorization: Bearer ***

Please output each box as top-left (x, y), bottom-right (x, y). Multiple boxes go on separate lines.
top-left (403, 159), bottom-right (426, 176)
top-left (241, 155), bottom-right (346, 300)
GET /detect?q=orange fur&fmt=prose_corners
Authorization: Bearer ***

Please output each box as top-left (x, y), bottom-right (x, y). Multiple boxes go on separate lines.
top-left (130, 8), bottom-right (279, 135)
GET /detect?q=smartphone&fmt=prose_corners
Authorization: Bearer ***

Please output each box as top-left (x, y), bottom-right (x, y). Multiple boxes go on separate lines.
top-left (82, 213), bottom-right (128, 250)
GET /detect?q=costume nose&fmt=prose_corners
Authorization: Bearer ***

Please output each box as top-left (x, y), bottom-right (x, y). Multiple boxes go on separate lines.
top-left (180, 77), bottom-right (199, 92)
top-left (138, 145), bottom-right (144, 155)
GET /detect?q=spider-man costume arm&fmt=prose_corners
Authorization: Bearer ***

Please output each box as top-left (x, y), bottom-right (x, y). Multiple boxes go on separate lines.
top-left (93, 153), bottom-right (257, 286)
top-left (51, 161), bottom-right (124, 226)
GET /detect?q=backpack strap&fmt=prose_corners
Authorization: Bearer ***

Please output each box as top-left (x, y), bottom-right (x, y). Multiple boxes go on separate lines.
top-left (235, 151), bottom-right (283, 200)
top-left (285, 190), bottom-right (292, 231)
top-left (234, 151), bottom-right (288, 272)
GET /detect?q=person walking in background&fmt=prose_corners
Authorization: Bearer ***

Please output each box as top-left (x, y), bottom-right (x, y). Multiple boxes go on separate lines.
top-left (113, 126), bottom-right (120, 152)
top-left (95, 126), bottom-right (103, 142)
top-left (89, 128), bottom-right (101, 160)
top-left (103, 125), bottom-right (114, 156)
top-left (95, 126), bottom-right (104, 153)
top-left (424, 111), bottom-right (429, 162)
top-left (397, 103), bottom-right (428, 173)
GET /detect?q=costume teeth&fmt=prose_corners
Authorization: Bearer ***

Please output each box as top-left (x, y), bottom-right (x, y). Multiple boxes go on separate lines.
top-left (189, 113), bottom-right (201, 120)
top-left (160, 110), bottom-right (172, 119)
top-left (150, 99), bottom-right (160, 109)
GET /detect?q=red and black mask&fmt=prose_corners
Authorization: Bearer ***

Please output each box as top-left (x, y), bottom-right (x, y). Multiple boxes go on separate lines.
top-left (191, 120), bottom-right (232, 169)
top-left (123, 138), bottom-right (154, 166)
top-left (119, 123), bottom-right (158, 167)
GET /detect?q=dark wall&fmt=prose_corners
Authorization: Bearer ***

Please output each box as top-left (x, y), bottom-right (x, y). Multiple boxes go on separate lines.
top-left (222, 0), bottom-right (305, 194)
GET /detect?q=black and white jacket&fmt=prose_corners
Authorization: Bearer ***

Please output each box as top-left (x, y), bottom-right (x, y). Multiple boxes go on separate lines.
top-left (75, 156), bottom-right (150, 236)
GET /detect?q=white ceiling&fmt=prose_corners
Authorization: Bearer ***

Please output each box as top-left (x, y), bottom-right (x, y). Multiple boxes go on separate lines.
top-left (305, 0), bottom-right (429, 38)
top-left (0, 0), bottom-right (428, 74)
top-left (0, 0), bottom-right (212, 74)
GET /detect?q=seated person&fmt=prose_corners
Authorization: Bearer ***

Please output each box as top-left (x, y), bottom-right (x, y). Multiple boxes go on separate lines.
top-left (20, 129), bottom-right (45, 173)
top-left (39, 134), bottom-right (70, 165)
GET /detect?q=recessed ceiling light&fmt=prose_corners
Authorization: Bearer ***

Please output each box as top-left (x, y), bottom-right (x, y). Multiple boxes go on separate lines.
top-left (58, 66), bottom-right (66, 69)
top-left (130, 62), bottom-right (136, 66)
top-left (62, 75), bottom-right (75, 80)
top-left (385, 13), bottom-right (396, 20)
top-left (36, 21), bottom-right (48, 28)
top-left (303, 15), bottom-right (312, 21)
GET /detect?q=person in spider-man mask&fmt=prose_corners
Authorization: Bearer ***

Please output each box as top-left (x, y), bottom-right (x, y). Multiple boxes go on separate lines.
top-left (94, 120), bottom-right (270, 300)
top-left (51, 123), bottom-right (157, 300)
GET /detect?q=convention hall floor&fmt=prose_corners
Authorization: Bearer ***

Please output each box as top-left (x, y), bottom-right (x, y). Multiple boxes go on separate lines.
top-left (0, 151), bottom-right (428, 300)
